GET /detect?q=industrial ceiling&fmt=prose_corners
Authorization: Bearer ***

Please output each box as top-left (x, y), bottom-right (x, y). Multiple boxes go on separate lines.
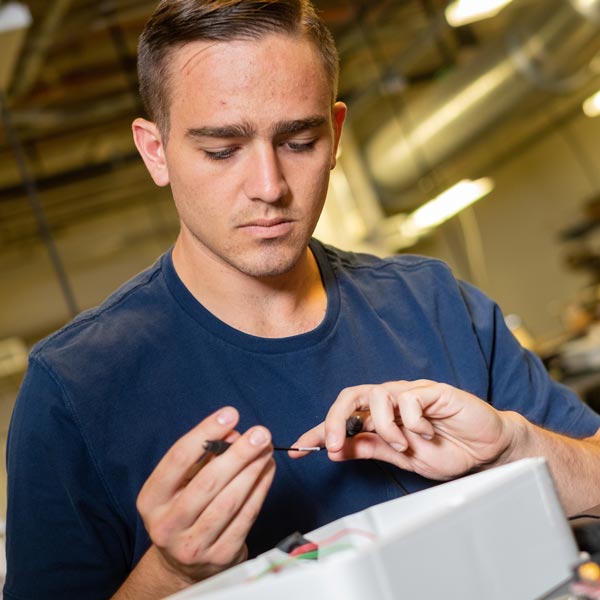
top-left (1, 0), bottom-right (600, 345)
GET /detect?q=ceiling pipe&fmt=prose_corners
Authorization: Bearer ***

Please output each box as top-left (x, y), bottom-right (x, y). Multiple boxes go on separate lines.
top-left (10, 0), bottom-right (74, 99)
top-left (365, 0), bottom-right (600, 192)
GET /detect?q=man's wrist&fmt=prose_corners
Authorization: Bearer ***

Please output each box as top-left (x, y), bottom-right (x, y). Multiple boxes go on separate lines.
top-left (493, 410), bottom-right (531, 467)
top-left (150, 544), bottom-right (199, 588)
top-left (111, 545), bottom-right (195, 599)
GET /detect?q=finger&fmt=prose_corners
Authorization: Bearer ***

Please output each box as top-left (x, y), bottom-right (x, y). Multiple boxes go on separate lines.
top-left (392, 381), bottom-right (461, 420)
top-left (189, 456), bottom-right (276, 562)
top-left (288, 423), bottom-right (325, 457)
top-left (183, 430), bottom-right (241, 483)
top-left (389, 379), bottom-right (436, 392)
top-left (326, 429), bottom-right (434, 480)
top-left (218, 457), bottom-right (276, 545)
top-left (139, 406), bottom-right (240, 507)
top-left (367, 386), bottom-right (408, 451)
top-left (169, 426), bottom-right (273, 531)
top-left (326, 432), bottom-right (407, 464)
top-left (388, 382), bottom-right (436, 440)
top-left (325, 385), bottom-right (376, 451)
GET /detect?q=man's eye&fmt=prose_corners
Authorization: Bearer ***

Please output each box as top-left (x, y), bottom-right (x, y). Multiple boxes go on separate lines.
top-left (203, 147), bottom-right (237, 161)
top-left (286, 140), bottom-right (316, 153)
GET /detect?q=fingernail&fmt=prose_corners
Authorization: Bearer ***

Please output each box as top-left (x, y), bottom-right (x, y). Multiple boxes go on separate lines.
top-left (250, 428), bottom-right (269, 447)
top-left (421, 433), bottom-right (433, 441)
top-left (391, 442), bottom-right (406, 452)
top-left (217, 407), bottom-right (236, 425)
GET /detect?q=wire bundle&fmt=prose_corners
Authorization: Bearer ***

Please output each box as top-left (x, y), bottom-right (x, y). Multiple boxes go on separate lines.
top-left (246, 527), bottom-right (376, 583)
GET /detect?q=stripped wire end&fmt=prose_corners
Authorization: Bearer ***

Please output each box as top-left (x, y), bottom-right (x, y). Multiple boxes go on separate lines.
top-left (276, 446), bottom-right (323, 452)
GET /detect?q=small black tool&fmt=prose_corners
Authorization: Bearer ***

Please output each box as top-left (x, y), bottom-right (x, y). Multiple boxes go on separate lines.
top-left (345, 414), bottom-right (364, 437)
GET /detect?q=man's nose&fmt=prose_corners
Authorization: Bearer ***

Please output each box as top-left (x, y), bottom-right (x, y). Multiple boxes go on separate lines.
top-left (245, 145), bottom-right (289, 203)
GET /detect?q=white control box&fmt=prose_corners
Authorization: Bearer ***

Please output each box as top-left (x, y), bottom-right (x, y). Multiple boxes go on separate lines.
top-left (168, 458), bottom-right (579, 600)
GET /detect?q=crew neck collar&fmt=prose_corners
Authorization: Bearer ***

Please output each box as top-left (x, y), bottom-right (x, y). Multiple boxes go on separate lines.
top-left (162, 239), bottom-right (340, 354)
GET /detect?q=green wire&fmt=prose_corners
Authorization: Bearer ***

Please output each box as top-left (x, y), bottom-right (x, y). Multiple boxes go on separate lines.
top-left (246, 543), bottom-right (355, 582)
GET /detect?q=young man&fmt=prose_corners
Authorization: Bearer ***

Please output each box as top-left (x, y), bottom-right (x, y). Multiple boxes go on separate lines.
top-left (5, 1), bottom-right (600, 598)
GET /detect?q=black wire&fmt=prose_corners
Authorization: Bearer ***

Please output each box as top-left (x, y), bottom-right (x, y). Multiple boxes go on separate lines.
top-left (568, 513), bottom-right (600, 521)
top-left (374, 460), bottom-right (410, 497)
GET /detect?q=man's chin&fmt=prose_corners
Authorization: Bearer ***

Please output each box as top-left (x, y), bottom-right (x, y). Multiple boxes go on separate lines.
top-left (234, 245), bottom-right (307, 279)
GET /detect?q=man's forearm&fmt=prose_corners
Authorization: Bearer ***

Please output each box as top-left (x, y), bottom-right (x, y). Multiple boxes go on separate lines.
top-left (500, 411), bottom-right (600, 515)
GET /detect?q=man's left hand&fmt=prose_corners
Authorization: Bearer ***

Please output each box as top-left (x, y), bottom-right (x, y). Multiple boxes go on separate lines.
top-left (291, 380), bottom-right (515, 481)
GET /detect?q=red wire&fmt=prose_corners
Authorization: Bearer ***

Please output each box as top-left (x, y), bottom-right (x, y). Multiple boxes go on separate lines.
top-left (318, 527), bottom-right (377, 546)
top-left (289, 542), bottom-right (319, 557)
top-left (277, 527), bottom-right (376, 563)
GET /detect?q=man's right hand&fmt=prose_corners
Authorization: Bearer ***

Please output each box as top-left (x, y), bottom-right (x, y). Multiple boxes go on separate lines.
top-left (114, 406), bottom-right (275, 598)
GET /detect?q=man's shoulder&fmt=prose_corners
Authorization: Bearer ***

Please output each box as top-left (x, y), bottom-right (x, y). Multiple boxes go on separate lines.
top-left (30, 253), bottom-right (169, 365)
top-left (316, 240), bottom-right (456, 280)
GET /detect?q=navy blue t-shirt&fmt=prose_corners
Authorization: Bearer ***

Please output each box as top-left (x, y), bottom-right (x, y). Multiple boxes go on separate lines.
top-left (5, 239), bottom-right (600, 599)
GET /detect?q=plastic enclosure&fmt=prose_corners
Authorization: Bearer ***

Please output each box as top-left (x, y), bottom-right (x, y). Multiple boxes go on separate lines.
top-left (167, 458), bottom-right (578, 600)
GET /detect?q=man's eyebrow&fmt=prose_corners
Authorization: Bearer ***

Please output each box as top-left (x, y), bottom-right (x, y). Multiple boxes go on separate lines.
top-left (184, 116), bottom-right (328, 140)
top-left (272, 116), bottom-right (328, 136)
top-left (185, 122), bottom-right (255, 139)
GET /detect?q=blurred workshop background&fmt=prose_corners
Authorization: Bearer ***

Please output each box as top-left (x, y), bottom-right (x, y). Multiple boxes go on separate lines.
top-left (2, 0), bottom-right (600, 570)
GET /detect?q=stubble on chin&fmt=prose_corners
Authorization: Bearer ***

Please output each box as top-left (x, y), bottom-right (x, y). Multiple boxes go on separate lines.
top-left (228, 236), bottom-right (310, 279)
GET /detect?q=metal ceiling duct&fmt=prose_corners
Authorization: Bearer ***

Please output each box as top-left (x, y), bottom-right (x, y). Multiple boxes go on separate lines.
top-left (365, 0), bottom-right (600, 191)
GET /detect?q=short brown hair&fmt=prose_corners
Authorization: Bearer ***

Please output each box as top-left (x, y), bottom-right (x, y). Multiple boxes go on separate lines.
top-left (138, 0), bottom-right (339, 138)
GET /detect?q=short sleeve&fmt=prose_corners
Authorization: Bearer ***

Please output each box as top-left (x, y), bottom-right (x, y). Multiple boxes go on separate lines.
top-left (3, 356), bottom-right (132, 600)
top-left (459, 280), bottom-right (600, 438)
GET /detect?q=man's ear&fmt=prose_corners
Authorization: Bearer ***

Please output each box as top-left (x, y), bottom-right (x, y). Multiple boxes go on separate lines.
top-left (132, 118), bottom-right (170, 187)
top-left (330, 101), bottom-right (347, 170)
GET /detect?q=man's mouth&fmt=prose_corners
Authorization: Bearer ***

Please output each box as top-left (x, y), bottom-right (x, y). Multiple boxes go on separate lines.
top-left (239, 217), bottom-right (295, 238)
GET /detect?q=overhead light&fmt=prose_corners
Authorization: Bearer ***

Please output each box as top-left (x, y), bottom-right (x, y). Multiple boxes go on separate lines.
top-left (583, 91), bottom-right (600, 117)
top-left (401, 178), bottom-right (494, 238)
top-left (445, 0), bottom-right (513, 27)
top-left (0, 2), bottom-right (32, 92)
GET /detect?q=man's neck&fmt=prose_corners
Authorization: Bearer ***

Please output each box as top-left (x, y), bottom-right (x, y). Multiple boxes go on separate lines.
top-left (171, 238), bottom-right (326, 339)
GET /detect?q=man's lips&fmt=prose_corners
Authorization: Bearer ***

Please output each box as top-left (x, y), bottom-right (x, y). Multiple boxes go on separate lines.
top-left (241, 218), bottom-right (292, 228)
top-left (238, 218), bottom-right (295, 237)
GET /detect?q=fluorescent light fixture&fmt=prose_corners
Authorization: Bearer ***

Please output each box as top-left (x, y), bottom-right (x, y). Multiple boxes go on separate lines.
top-left (571, 0), bottom-right (600, 18)
top-left (0, 2), bottom-right (32, 92)
top-left (445, 0), bottom-right (513, 27)
top-left (402, 178), bottom-right (494, 238)
top-left (583, 91), bottom-right (600, 117)
top-left (0, 2), bottom-right (31, 33)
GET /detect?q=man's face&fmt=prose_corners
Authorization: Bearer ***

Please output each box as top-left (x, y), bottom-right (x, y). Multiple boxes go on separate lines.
top-left (136, 33), bottom-right (345, 280)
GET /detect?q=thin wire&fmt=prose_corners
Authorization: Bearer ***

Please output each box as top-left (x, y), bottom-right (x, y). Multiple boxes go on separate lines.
top-left (202, 440), bottom-right (322, 455)
top-left (246, 527), bottom-right (378, 582)
top-left (245, 543), bottom-right (354, 582)
top-left (317, 527), bottom-right (377, 546)
top-left (374, 460), bottom-right (410, 496)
